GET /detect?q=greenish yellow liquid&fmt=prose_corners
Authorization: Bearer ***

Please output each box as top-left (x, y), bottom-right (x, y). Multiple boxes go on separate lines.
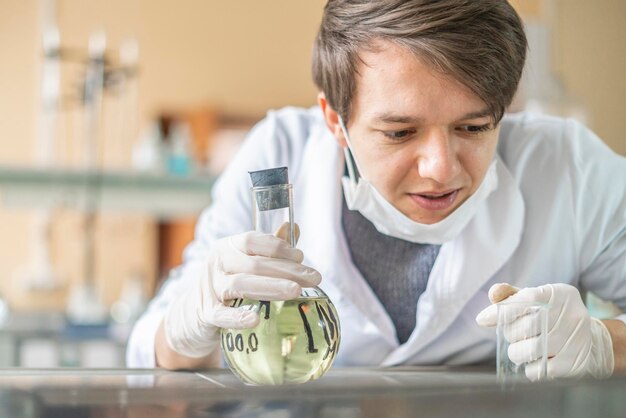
top-left (221, 296), bottom-right (340, 385)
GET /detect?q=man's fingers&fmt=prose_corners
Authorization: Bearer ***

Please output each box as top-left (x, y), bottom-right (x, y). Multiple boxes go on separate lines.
top-left (508, 285), bottom-right (553, 305)
top-left (477, 283), bottom-right (520, 327)
top-left (210, 304), bottom-right (260, 329)
top-left (508, 335), bottom-right (545, 364)
top-left (524, 358), bottom-right (549, 382)
top-left (502, 311), bottom-right (544, 343)
top-left (525, 355), bottom-right (576, 381)
top-left (229, 231), bottom-right (304, 262)
top-left (274, 222), bottom-right (300, 245)
top-left (215, 273), bottom-right (303, 302)
top-left (476, 304), bottom-right (498, 327)
top-left (477, 283), bottom-right (553, 328)
top-left (221, 254), bottom-right (321, 286)
top-left (488, 283), bottom-right (519, 303)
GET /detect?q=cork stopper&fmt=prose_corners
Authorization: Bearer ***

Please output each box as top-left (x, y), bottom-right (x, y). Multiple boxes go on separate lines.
top-left (249, 167), bottom-right (290, 211)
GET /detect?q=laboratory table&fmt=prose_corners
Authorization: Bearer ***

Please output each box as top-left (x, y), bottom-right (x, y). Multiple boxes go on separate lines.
top-left (0, 366), bottom-right (624, 418)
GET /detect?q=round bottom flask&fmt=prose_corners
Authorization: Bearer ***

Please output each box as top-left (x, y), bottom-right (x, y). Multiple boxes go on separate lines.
top-left (221, 287), bottom-right (340, 385)
top-left (222, 168), bottom-right (341, 385)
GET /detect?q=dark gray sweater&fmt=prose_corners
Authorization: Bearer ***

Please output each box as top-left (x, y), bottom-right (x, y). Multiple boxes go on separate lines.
top-left (341, 196), bottom-right (440, 344)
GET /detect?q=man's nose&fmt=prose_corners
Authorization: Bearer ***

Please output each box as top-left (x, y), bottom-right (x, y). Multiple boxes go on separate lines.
top-left (416, 129), bottom-right (461, 184)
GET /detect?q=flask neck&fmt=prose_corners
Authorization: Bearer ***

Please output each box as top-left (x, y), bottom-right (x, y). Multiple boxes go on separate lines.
top-left (251, 184), bottom-right (296, 247)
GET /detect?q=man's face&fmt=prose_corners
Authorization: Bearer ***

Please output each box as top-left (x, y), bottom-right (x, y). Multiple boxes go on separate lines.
top-left (332, 40), bottom-right (500, 225)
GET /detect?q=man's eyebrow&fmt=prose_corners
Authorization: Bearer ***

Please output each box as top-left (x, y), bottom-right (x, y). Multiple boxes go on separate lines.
top-left (371, 109), bottom-right (493, 124)
top-left (458, 109), bottom-right (493, 121)
top-left (371, 113), bottom-right (424, 124)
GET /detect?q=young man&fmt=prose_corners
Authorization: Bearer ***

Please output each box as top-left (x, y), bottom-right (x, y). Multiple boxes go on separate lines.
top-left (127, 0), bottom-right (626, 379)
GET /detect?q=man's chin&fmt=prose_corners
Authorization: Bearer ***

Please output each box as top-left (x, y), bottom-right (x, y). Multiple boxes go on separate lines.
top-left (397, 206), bottom-right (451, 225)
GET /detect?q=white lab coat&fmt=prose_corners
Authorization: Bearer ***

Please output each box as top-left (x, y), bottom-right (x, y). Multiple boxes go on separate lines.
top-left (127, 107), bottom-right (626, 368)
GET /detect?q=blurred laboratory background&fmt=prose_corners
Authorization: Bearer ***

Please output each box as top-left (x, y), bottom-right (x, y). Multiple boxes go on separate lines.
top-left (0, 0), bottom-right (624, 368)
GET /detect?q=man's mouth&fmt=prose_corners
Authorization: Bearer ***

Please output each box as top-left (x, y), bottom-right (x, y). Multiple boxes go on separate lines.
top-left (408, 189), bottom-right (459, 211)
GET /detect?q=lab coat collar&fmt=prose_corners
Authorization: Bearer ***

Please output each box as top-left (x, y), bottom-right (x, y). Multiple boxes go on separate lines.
top-left (296, 121), bottom-right (525, 364)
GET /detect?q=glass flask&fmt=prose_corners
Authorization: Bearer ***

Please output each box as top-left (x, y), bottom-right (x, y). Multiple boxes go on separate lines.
top-left (221, 182), bottom-right (341, 385)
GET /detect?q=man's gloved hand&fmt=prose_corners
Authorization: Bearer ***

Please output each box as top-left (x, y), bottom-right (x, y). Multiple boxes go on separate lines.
top-left (164, 230), bottom-right (321, 359)
top-left (476, 283), bottom-right (614, 379)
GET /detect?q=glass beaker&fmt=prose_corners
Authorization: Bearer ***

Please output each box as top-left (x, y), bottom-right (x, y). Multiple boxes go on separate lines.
top-left (496, 301), bottom-right (548, 386)
top-left (221, 183), bottom-right (341, 385)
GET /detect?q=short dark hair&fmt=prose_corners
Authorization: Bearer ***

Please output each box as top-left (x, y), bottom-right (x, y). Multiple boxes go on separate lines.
top-left (312, 0), bottom-right (527, 123)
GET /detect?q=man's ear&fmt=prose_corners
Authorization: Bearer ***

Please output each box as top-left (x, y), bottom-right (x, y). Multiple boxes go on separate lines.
top-left (318, 92), bottom-right (348, 148)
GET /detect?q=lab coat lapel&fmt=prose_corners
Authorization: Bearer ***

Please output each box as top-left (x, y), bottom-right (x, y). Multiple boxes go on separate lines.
top-left (296, 126), bottom-right (398, 347)
top-left (294, 125), bottom-right (345, 287)
top-left (382, 156), bottom-right (525, 365)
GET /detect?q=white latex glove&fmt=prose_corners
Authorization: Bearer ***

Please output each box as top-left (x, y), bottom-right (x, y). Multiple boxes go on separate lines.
top-left (476, 283), bottom-right (614, 379)
top-left (164, 229), bottom-right (321, 358)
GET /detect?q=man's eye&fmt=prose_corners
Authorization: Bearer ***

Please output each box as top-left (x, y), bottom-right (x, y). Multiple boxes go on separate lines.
top-left (382, 129), bottom-right (414, 140)
top-left (461, 124), bottom-right (493, 134)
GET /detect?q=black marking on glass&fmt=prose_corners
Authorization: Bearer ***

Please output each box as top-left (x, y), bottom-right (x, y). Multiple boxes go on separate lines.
top-left (248, 333), bottom-right (259, 352)
top-left (315, 301), bottom-right (332, 347)
top-left (225, 332), bottom-right (235, 352)
top-left (259, 301), bottom-right (271, 320)
top-left (315, 301), bottom-right (336, 340)
top-left (230, 298), bottom-right (244, 308)
top-left (326, 303), bottom-right (340, 337)
top-left (298, 302), bottom-right (318, 354)
top-left (235, 334), bottom-right (244, 352)
top-left (316, 302), bottom-right (340, 360)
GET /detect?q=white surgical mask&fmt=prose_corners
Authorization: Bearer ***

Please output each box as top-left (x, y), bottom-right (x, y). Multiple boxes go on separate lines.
top-left (338, 116), bottom-right (498, 244)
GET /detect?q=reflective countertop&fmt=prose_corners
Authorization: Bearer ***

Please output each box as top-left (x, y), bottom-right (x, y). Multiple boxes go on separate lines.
top-left (0, 366), bottom-right (625, 417)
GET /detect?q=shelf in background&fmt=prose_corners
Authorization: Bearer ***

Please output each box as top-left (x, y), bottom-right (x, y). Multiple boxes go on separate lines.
top-left (0, 165), bottom-right (216, 219)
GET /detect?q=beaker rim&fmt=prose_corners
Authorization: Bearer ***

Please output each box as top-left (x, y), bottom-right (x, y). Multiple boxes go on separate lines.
top-left (250, 183), bottom-right (292, 192)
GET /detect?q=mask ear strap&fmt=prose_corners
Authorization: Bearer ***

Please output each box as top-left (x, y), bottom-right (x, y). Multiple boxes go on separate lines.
top-left (338, 115), bottom-right (361, 184)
